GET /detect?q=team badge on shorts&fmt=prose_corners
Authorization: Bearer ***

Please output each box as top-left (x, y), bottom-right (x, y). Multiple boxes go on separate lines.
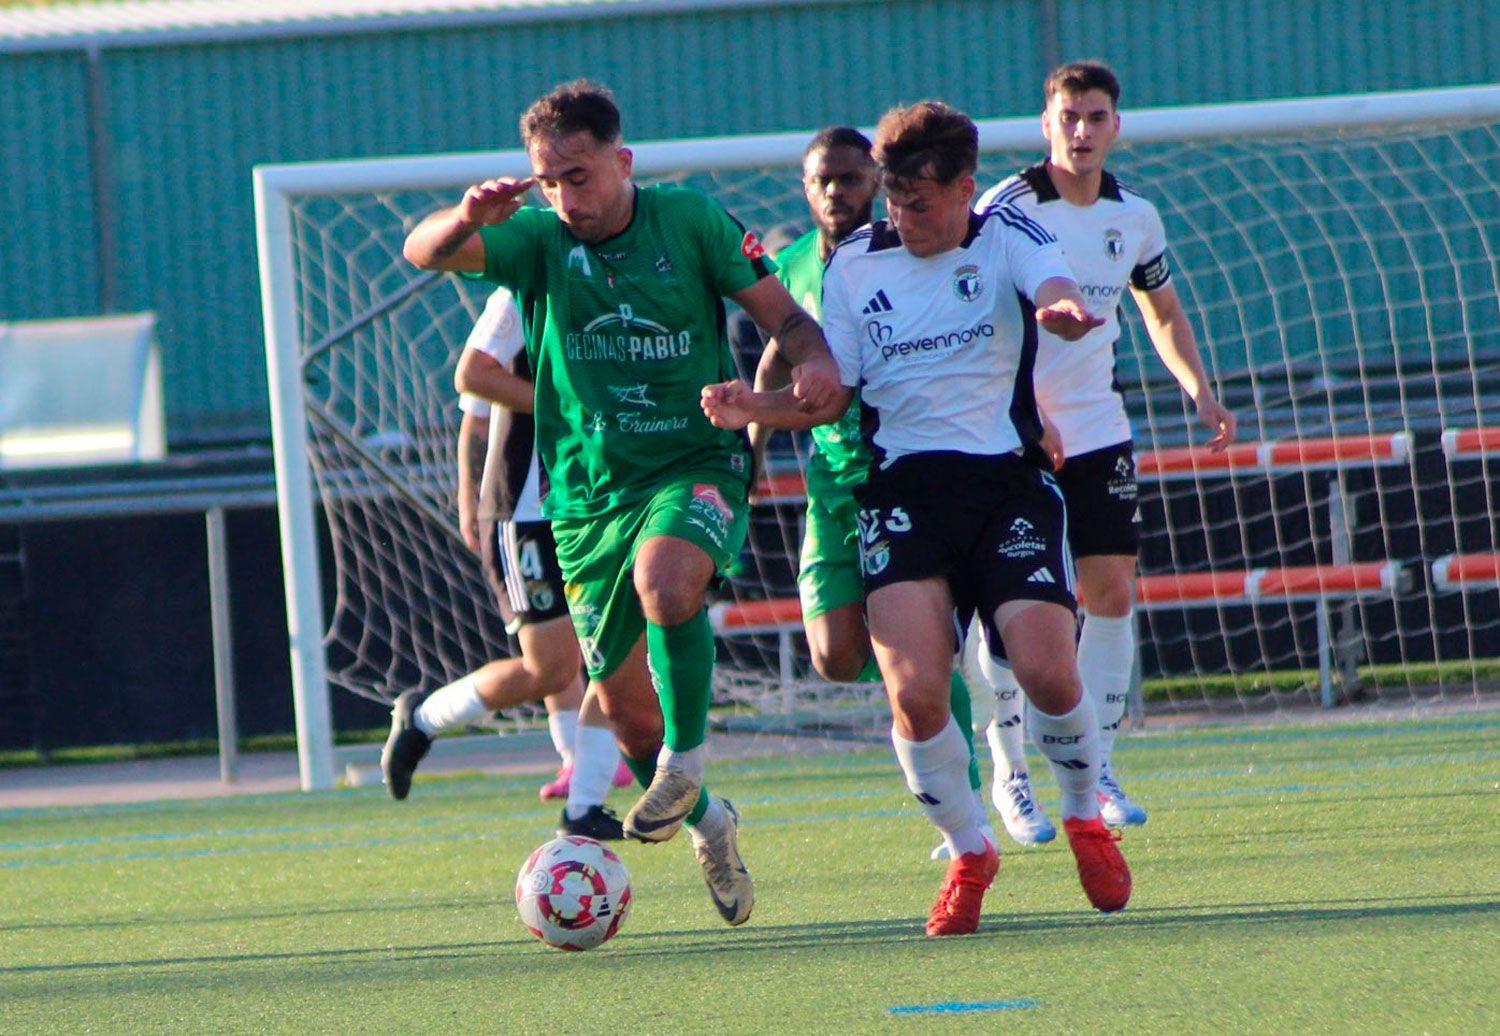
top-left (953, 263), bottom-right (984, 302)
top-left (527, 581), bottom-right (555, 611)
top-left (861, 538), bottom-right (891, 577)
top-left (687, 483), bottom-right (735, 548)
top-left (997, 517), bottom-right (1046, 559)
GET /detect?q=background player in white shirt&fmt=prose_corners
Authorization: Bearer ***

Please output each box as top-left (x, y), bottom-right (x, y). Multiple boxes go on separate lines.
top-left (381, 287), bottom-right (631, 840)
top-left (971, 61), bottom-right (1237, 832)
top-left (704, 101), bottom-right (1132, 935)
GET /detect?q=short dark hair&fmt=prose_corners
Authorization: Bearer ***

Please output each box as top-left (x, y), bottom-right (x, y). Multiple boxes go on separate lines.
top-left (872, 101), bottom-right (977, 184)
top-left (520, 79), bottom-right (622, 147)
top-left (805, 126), bottom-right (873, 160)
top-left (1044, 60), bottom-right (1121, 106)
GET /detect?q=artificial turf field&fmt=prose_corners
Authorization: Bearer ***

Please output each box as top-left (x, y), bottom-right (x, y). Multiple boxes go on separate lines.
top-left (3, 712), bottom-right (1497, 1034)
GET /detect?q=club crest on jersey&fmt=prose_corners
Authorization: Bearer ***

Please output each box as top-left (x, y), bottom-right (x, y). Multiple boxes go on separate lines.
top-left (740, 231), bottom-right (767, 260)
top-left (953, 264), bottom-right (984, 302)
top-left (1104, 229), bottom-right (1125, 260)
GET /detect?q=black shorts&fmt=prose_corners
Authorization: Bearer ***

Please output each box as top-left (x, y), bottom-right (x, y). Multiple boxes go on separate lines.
top-left (854, 452), bottom-right (1076, 654)
top-left (1055, 440), bottom-right (1140, 558)
top-left (481, 519), bottom-right (570, 632)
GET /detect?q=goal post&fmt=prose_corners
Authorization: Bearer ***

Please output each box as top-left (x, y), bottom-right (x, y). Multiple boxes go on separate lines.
top-left (256, 84), bottom-right (1500, 786)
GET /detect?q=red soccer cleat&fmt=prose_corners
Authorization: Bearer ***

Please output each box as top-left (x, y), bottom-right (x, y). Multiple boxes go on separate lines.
top-left (538, 762), bottom-right (573, 801)
top-left (924, 839), bottom-right (999, 937)
top-left (612, 758), bottom-right (635, 788)
top-left (1063, 815), bottom-right (1132, 913)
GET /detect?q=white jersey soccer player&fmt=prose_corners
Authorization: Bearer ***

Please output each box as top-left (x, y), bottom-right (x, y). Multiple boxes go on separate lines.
top-left (704, 101), bottom-right (1132, 934)
top-left (969, 60), bottom-right (1236, 837)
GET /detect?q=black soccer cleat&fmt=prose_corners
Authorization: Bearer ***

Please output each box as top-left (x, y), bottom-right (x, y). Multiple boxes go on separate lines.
top-left (557, 805), bottom-right (626, 841)
top-left (380, 689), bottom-right (432, 801)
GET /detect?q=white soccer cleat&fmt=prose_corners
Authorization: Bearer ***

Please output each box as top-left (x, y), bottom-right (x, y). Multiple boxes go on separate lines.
top-left (1097, 764), bottom-right (1148, 827)
top-left (993, 770), bottom-right (1057, 846)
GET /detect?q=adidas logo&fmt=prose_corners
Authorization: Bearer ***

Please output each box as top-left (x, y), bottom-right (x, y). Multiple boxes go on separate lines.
top-left (861, 289), bottom-right (894, 315)
top-left (1027, 567), bottom-right (1056, 584)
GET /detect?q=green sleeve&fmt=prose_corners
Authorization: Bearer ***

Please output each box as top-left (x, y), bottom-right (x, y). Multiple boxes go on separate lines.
top-left (688, 192), bottom-right (779, 298)
top-left (473, 207), bottom-right (549, 294)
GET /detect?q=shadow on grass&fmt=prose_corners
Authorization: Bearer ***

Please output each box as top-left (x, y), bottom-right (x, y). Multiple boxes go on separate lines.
top-left (6, 891), bottom-right (1498, 974)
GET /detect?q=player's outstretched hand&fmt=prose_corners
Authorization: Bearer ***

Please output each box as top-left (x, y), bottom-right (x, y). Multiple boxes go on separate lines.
top-left (1197, 396), bottom-right (1238, 452)
top-left (1037, 299), bottom-right (1105, 341)
top-left (790, 352), bottom-right (840, 412)
top-left (701, 380), bottom-right (758, 430)
top-left (457, 178), bottom-right (536, 227)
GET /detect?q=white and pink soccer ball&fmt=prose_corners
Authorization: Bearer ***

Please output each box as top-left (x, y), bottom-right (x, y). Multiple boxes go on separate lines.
top-left (515, 835), bottom-right (632, 951)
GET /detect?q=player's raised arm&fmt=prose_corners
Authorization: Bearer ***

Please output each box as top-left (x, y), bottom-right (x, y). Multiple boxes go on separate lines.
top-left (403, 177), bottom-right (536, 272)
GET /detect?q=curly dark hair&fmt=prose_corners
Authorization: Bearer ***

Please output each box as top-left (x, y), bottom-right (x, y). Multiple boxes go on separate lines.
top-left (520, 80), bottom-right (622, 147)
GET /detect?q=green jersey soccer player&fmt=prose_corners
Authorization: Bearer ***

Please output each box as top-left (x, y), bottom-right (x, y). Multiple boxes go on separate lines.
top-left (404, 80), bottom-right (840, 926)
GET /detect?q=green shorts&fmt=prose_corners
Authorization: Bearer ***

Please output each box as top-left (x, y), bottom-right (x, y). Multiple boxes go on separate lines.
top-left (552, 474), bottom-right (749, 680)
top-left (797, 483), bottom-right (865, 621)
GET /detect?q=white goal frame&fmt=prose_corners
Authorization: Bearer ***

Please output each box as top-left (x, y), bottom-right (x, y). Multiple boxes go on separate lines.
top-left (254, 83), bottom-right (1500, 790)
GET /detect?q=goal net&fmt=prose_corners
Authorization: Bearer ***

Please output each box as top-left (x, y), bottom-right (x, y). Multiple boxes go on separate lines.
top-left (257, 86), bottom-right (1500, 780)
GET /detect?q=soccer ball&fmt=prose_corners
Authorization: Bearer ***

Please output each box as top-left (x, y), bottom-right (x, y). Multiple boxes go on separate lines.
top-left (515, 835), bottom-right (632, 951)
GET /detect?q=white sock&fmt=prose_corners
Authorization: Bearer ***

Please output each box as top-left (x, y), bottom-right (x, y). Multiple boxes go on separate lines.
top-left (1027, 696), bottom-right (1102, 820)
top-left (1077, 610), bottom-right (1135, 761)
top-left (891, 717), bottom-right (988, 858)
top-left (659, 745), bottom-right (704, 784)
top-left (958, 619), bottom-right (996, 729)
top-left (547, 709), bottom-right (579, 767)
top-left (979, 649), bottom-right (1030, 778)
top-left (688, 794), bottom-right (727, 839)
top-left (565, 724), bottom-right (620, 818)
top-left (413, 675), bottom-right (489, 736)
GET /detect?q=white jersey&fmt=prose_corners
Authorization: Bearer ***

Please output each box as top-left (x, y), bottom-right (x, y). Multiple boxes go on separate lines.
top-left (975, 163), bottom-right (1171, 456)
top-left (821, 206), bottom-right (1074, 468)
top-left (456, 287), bottom-right (543, 523)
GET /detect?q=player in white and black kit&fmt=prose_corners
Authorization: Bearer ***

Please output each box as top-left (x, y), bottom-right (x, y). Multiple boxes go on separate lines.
top-left (381, 287), bottom-right (630, 838)
top-left (969, 61), bottom-right (1238, 833)
top-left (703, 101), bottom-right (1132, 935)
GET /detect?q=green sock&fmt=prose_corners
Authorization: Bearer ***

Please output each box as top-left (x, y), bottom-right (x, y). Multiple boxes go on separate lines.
top-left (950, 668), bottom-right (981, 791)
top-left (624, 747), bottom-right (711, 825)
top-left (647, 610), bottom-right (715, 753)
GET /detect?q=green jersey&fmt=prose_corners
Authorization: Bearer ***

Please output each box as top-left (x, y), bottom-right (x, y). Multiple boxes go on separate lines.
top-left (774, 229), bottom-right (869, 493)
top-left (475, 184), bottom-right (768, 519)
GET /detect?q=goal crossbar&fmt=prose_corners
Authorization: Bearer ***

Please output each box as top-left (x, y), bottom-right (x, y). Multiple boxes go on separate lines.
top-left (254, 83), bottom-right (1500, 791)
